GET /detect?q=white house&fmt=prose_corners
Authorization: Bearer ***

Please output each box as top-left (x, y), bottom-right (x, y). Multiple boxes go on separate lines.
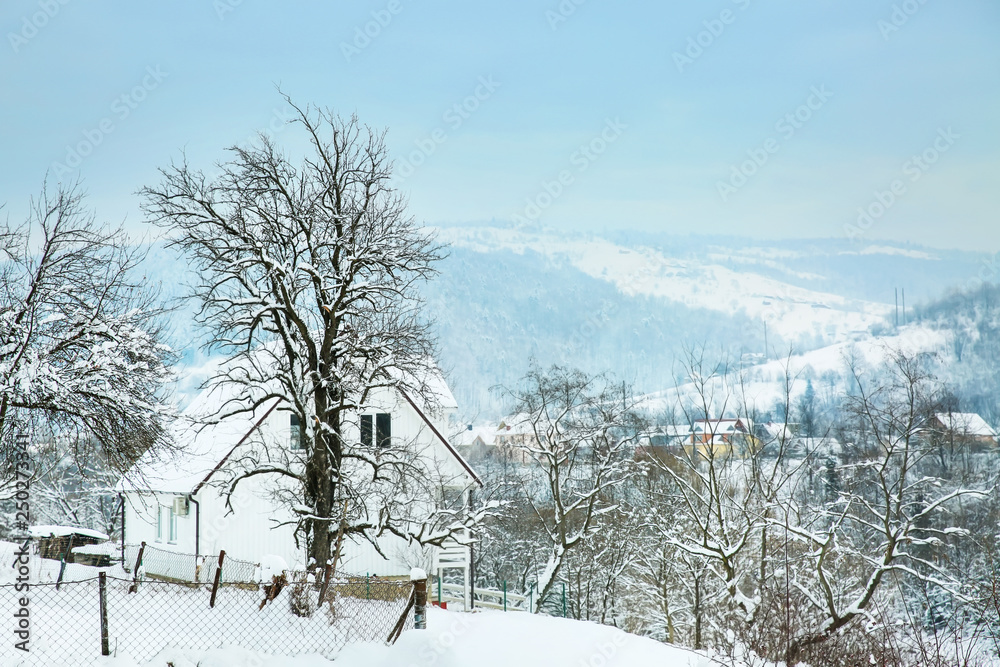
top-left (117, 368), bottom-right (480, 583)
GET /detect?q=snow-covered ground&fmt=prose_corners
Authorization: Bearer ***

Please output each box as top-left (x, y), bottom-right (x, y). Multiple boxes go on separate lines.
top-left (2, 541), bottom-right (747, 667)
top-left (84, 608), bottom-right (739, 667)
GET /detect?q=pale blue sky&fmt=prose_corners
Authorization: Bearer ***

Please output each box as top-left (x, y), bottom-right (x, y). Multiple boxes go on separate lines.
top-left (2, 0), bottom-right (998, 251)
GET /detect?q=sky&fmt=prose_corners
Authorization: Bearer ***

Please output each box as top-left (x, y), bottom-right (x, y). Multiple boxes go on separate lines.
top-left (1, 0), bottom-right (998, 252)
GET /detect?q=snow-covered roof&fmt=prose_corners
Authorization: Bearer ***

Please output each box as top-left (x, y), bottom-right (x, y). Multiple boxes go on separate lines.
top-left (663, 424), bottom-right (692, 437)
top-left (394, 364), bottom-right (458, 413)
top-left (693, 418), bottom-right (752, 433)
top-left (934, 413), bottom-right (997, 438)
top-left (497, 414), bottom-right (537, 435)
top-left (452, 424), bottom-right (498, 447)
top-left (71, 542), bottom-right (120, 555)
top-left (29, 525), bottom-right (110, 541)
top-left (117, 378), bottom-right (278, 495)
top-left (794, 436), bottom-right (843, 456)
top-left (760, 422), bottom-right (794, 440)
top-left (119, 355), bottom-right (471, 494)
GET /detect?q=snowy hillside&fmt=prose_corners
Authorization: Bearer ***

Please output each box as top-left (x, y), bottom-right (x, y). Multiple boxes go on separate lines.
top-left (638, 323), bottom-right (950, 417)
top-left (437, 226), bottom-right (892, 343)
top-left (138, 225), bottom-right (991, 416)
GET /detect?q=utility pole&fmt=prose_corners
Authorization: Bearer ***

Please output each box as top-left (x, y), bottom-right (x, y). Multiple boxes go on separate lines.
top-left (895, 288), bottom-right (899, 327)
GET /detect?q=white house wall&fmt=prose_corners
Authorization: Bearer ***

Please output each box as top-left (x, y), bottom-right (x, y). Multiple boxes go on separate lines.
top-left (193, 476), bottom-right (303, 572)
top-left (338, 533), bottom-right (430, 577)
top-left (125, 380), bottom-right (474, 580)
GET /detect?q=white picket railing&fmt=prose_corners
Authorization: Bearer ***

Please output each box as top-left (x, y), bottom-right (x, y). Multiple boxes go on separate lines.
top-left (434, 581), bottom-right (533, 612)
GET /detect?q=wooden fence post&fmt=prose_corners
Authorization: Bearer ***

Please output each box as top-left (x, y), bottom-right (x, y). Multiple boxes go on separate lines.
top-left (320, 505), bottom-right (347, 604)
top-left (318, 561), bottom-right (332, 604)
top-left (210, 550), bottom-right (225, 608)
top-left (411, 568), bottom-right (427, 630)
top-left (128, 542), bottom-right (145, 594)
top-left (99, 572), bottom-right (110, 656)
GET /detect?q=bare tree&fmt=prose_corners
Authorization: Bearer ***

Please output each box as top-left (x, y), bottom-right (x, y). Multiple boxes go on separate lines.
top-left (499, 365), bottom-right (643, 610)
top-left (0, 182), bottom-right (173, 509)
top-left (140, 97), bottom-right (457, 567)
top-left (778, 348), bottom-right (987, 664)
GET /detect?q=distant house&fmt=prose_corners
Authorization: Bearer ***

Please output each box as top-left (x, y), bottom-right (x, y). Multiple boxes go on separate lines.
top-left (928, 412), bottom-right (998, 448)
top-left (117, 367), bottom-right (480, 582)
top-left (452, 424), bottom-right (499, 463)
top-left (493, 417), bottom-right (539, 464)
top-left (686, 418), bottom-right (759, 459)
top-left (757, 421), bottom-right (798, 443)
top-left (634, 425), bottom-right (691, 461)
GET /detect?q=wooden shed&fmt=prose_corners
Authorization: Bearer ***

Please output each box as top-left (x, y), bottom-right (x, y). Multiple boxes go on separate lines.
top-left (29, 525), bottom-right (111, 563)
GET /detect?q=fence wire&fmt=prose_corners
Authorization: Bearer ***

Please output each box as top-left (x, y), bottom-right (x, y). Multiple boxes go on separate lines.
top-left (122, 543), bottom-right (258, 584)
top-left (1, 574), bottom-right (413, 666)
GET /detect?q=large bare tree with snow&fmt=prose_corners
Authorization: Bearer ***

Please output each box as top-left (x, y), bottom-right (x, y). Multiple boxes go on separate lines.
top-left (0, 183), bottom-right (173, 511)
top-left (140, 98), bottom-right (455, 567)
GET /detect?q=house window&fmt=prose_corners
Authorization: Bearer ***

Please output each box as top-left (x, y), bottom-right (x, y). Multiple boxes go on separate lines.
top-left (360, 414), bottom-right (373, 447)
top-left (360, 413), bottom-right (391, 449)
top-left (376, 413), bottom-right (392, 449)
top-left (289, 413), bottom-right (305, 450)
top-left (156, 504), bottom-right (177, 543)
top-left (168, 507), bottom-right (177, 543)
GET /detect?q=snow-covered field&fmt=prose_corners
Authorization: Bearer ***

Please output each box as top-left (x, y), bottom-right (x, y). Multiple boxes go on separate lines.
top-left (2, 541), bottom-right (745, 667)
top-left (60, 608), bottom-right (735, 667)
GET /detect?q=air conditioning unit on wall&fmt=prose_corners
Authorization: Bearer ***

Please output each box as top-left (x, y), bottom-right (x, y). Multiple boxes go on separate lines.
top-left (172, 496), bottom-right (189, 516)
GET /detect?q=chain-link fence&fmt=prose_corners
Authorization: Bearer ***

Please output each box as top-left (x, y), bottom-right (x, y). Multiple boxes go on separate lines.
top-left (122, 543), bottom-right (258, 583)
top-left (1, 573), bottom-right (414, 666)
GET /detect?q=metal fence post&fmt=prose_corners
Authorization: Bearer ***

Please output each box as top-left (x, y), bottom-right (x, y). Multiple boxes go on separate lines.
top-left (412, 571), bottom-right (427, 630)
top-left (503, 580), bottom-right (507, 612)
top-left (210, 550), bottom-right (225, 608)
top-left (99, 572), bottom-right (110, 656)
top-left (562, 582), bottom-right (567, 618)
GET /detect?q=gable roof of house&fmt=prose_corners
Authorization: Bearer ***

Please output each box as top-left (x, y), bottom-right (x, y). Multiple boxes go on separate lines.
top-left (934, 412), bottom-right (997, 438)
top-left (452, 424), bottom-right (499, 448)
top-left (693, 418), bottom-right (752, 433)
top-left (118, 367), bottom-right (478, 495)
